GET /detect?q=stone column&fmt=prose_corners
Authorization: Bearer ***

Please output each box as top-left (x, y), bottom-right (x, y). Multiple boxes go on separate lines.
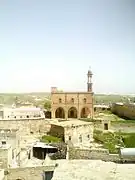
top-left (51, 109), bottom-right (55, 119)
top-left (66, 145), bottom-right (69, 160)
top-left (65, 109), bottom-right (68, 120)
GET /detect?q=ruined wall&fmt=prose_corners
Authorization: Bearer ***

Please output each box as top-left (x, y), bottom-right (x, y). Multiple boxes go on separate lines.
top-left (65, 124), bottom-right (93, 147)
top-left (0, 169), bottom-right (4, 180)
top-left (6, 166), bottom-right (55, 180)
top-left (111, 103), bottom-right (135, 120)
top-left (0, 146), bottom-right (12, 169)
top-left (0, 130), bottom-right (20, 157)
top-left (48, 125), bottom-right (64, 139)
top-left (69, 148), bottom-right (119, 162)
top-left (0, 119), bottom-right (51, 135)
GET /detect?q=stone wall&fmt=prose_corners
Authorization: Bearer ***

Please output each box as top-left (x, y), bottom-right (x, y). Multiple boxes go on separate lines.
top-left (111, 103), bottom-right (135, 120)
top-left (6, 166), bottom-right (55, 180)
top-left (48, 125), bottom-right (64, 139)
top-left (69, 148), bottom-right (119, 162)
top-left (94, 120), bottom-right (135, 133)
top-left (0, 169), bottom-right (4, 180)
top-left (111, 122), bottom-right (135, 133)
top-left (0, 119), bottom-right (51, 135)
top-left (0, 129), bottom-right (20, 158)
top-left (65, 124), bottom-right (93, 147)
top-left (0, 146), bottom-right (12, 169)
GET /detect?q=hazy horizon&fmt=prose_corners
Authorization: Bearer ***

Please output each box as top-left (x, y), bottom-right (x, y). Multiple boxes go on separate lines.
top-left (0, 0), bottom-right (134, 94)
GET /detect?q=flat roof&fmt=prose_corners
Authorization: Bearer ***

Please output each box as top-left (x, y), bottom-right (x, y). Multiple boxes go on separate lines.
top-left (51, 92), bottom-right (93, 94)
top-left (33, 142), bottom-right (57, 149)
top-left (94, 105), bottom-right (110, 108)
top-left (50, 119), bottom-right (92, 128)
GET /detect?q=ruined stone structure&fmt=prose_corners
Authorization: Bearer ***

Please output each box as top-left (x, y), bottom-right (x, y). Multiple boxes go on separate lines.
top-left (49, 120), bottom-right (94, 148)
top-left (0, 143), bottom-right (12, 169)
top-left (6, 165), bottom-right (56, 180)
top-left (94, 105), bottom-right (111, 114)
top-left (0, 129), bottom-right (20, 164)
top-left (0, 119), bottom-right (50, 136)
top-left (0, 169), bottom-right (4, 180)
top-left (51, 69), bottom-right (94, 119)
top-left (111, 102), bottom-right (135, 120)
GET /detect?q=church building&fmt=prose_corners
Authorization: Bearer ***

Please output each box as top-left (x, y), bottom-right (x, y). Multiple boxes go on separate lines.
top-left (51, 69), bottom-right (94, 119)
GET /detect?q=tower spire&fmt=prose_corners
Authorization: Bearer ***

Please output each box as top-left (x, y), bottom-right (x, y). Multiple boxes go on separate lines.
top-left (87, 67), bottom-right (93, 92)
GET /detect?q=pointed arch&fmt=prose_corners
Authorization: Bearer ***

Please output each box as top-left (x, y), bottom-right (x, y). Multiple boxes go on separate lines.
top-left (81, 107), bottom-right (90, 118)
top-left (55, 107), bottom-right (65, 118)
top-left (68, 107), bottom-right (77, 118)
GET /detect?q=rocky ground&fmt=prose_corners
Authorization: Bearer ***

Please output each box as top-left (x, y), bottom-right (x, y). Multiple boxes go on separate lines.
top-left (52, 159), bottom-right (135, 180)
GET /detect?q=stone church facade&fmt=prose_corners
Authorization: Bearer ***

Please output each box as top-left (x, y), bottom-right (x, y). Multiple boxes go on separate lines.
top-left (51, 69), bottom-right (94, 119)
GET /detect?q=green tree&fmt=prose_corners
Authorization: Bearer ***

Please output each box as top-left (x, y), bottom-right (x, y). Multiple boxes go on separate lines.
top-left (44, 101), bottom-right (51, 110)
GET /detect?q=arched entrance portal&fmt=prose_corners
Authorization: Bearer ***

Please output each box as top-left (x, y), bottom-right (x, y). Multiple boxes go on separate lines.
top-left (68, 107), bottom-right (77, 118)
top-left (81, 107), bottom-right (90, 118)
top-left (55, 107), bottom-right (65, 118)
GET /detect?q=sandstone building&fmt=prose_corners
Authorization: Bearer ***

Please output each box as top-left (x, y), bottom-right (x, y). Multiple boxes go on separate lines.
top-left (49, 120), bottom-right (94, 148)
top-left (51, 69), bottom-right (94, 119)
top-left (0, 107), bottom-right (45, 120)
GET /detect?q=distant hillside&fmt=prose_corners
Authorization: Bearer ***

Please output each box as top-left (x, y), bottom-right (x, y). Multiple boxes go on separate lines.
top-left (94, 94), bottom-right (134, 104)
top-left (0, 92), bottom-right (50, 106)
top-left (0, 92), bottom-right (133, 106)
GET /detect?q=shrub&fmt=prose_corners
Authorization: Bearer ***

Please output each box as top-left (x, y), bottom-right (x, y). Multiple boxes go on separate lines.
top-left (41, 135), bottom-right (62, 143)
top-left (94, 130), bottom-right (135, 154)
top-left (49, 142), bottom-right (67, 160)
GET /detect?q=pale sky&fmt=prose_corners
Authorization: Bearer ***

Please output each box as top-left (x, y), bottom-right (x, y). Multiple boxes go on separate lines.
top-left (0, 0), bottom-right (134, 94)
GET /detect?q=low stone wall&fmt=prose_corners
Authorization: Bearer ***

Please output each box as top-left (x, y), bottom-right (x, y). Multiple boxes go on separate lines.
top-left (69, 148), bottom-right (119, 162)
top-left (6, 166), bottom-right (56, 180)
top-left (0, 119), bottom-right (51, 135)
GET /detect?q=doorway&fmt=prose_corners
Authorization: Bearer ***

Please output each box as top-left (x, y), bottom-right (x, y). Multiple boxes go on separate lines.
top-left (104, 123), bottom-right (108, 130)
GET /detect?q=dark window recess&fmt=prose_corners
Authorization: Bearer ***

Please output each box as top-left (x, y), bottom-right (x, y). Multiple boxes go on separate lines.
top-left (79, 135), bottom-right (82, 143)
top-left (104, 123), bottom-right (108, 130)
top-left (69, 136), bottom-right (71, 141)
top-left (84, 98), bottom-right (86, 103)
top-left (71, 98), bottom-right (74, 103)
top-left (14, 116), bottom-right (16, 119)
top-left (26, 115), bottom-right (29, 118)
top-left (42, 171), bottom-right (54, 180)
top-left (59, 98), bottom-right (62, 103)
top-left (2, 141), bottom-right (6, 145)
top-left (87, 134), bottom-right (90, 139)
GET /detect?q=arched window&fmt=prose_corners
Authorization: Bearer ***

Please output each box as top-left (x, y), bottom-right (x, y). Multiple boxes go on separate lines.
top-left (69, 136), bottom-right (71, 141)
top-left (79, 135), bottom-right (82, 143)
top-left (83, 98), bottom-right (86, 103)
top-left (71, 98), bottom-right (74, 103)
top-left (59, 98), bottom-right (62, 103)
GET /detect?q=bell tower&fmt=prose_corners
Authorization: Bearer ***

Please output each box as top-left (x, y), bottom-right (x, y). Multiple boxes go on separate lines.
top-left (87, 67), bottom-right (93, 92)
